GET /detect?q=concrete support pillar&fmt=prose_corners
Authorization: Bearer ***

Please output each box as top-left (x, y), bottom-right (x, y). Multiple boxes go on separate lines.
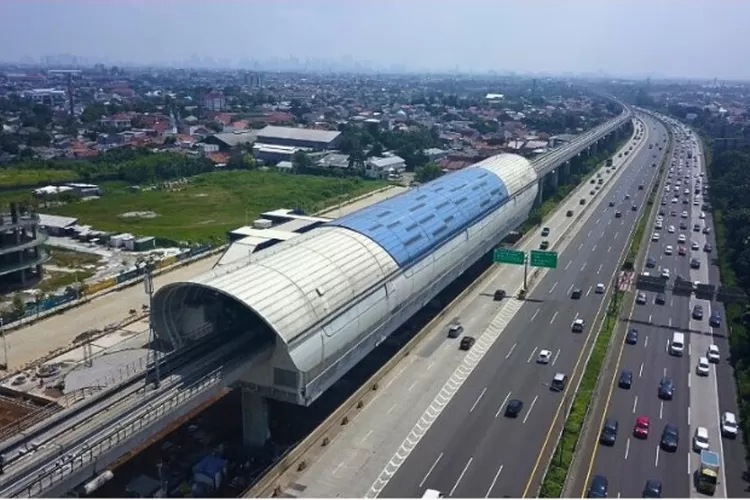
top-left (562, 161), bottom-right (571, 182)
top-left (241, 387), bottom-right (271, 448)
top-left (535, 179), bottom-right (544, 206)
top-left (546, 169), bottom-right (559, 190)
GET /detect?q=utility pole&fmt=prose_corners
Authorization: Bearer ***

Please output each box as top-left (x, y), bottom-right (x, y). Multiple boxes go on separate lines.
top-left (141, 259), bottom-right (160, 389)
top-left (0, 319), bottom-right (7, 371)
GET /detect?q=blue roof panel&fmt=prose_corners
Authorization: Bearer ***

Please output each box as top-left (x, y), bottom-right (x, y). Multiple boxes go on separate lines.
top-left (326, 167), bottom-right (509, 267)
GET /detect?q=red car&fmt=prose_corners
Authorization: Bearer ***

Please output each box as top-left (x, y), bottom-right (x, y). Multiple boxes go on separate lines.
top-left (678, 246), bottom-right (687, 256)
top-left (633, 416), bottom-right (650, 439)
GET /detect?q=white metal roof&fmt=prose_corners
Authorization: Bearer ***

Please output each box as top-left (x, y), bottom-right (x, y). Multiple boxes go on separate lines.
top-left (474, 153), bottom-right (537, 194)
top-left (257, 125), bottom-right (341, 145)
top-left (187, 226), bottom-right (398, 344)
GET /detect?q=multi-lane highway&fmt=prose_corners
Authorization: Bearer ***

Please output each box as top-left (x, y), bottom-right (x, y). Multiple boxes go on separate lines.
top-left (574, 120), bottom-right (746, 498)
top-left (375, 116), bottom-right (670, 498)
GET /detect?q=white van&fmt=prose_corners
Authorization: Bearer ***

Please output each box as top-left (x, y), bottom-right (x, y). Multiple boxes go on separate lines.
top-left (423, 489), bottom-right (444, 498)
top-left (669, 332), bottom-right (685, 356)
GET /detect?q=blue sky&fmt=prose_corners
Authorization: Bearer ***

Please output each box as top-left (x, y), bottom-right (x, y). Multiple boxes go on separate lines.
top-left (1, 0), bottom-right (747, 79)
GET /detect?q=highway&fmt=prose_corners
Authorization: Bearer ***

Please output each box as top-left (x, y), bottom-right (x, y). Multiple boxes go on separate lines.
top-left (374, 116), bottom-right (669, 499)
top-left (574, 120), bottom-right (744, 498)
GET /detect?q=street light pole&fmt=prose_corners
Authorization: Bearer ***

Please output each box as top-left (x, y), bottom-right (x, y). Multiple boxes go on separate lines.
top-left (142, 260), bottom-right (160, 389)
top-left (0, 319), bottom-right (7, 370)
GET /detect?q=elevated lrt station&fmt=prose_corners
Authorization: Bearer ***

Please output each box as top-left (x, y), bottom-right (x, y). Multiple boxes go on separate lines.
top-left (152, 113), bottom-right (632, 451)
top-left (0, 203), bottom-right (49, 293)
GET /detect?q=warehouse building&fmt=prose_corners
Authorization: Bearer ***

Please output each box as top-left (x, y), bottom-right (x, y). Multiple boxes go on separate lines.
top-left (256, 126), bottom-right (342, 150)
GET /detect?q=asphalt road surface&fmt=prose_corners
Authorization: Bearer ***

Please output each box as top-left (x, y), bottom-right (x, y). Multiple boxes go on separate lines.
top-left (378, 116), bottom-right (669, 499)
top-left (574, 122), bottom-right (747, 498)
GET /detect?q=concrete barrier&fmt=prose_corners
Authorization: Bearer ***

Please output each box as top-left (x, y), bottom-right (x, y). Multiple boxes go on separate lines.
top-left (245, 121), bottom-right (641, 498)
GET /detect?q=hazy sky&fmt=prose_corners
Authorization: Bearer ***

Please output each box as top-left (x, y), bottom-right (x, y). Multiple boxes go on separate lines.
top-left (2, 0), bottom-right (748, 79)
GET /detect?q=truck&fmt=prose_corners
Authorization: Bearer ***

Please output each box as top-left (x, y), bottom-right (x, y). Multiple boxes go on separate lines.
top-left (697, 449), bottom-right (720, 495)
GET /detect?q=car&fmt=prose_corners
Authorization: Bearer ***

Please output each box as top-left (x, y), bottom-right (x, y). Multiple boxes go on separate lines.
top-left (680, 221), bottom-right (688, 230)
top-left (660, 268), bottom-right (670, 279)
top-left (651, 232), bottom-right (660, 242)
top-left (636, 291), bottom-right (647, 305)
top-left (571, 288), bottom-right (583, 299)
top-left (572, 319), bottom-right (585, 333)
top-left (660, 424), bottom-right (679, 451)
top-left (700, 211), bottom-right (706, 219)
top-left (505, 399), bottom-right (523, 418)
top-left (646, 257), bottom-right (656, 268)
top-left (692, 305), bottom-right (704, 320)
top-left (587, 475), bottom-right (609, 498)
top-left (625, 194), bottom-right (631, 200)
top-left (677, 234), bottom-right (686, 243)
top-left (631, 205), bottom-right (638, 211)
top-left (703, 226), bottom-right (712, 234)
top-left (638, 184), bottom-right (645, 190)
top-left (655, 293), bottom-right (666, 305)
top-left (539, 240), bottom-right (550, 250)
top-left (618, 369), bottom-right (633, 389)
top-left (447, 322), bottom-right (463, 338)
top-left (590, 190), bottom-right (596, 195)
top-left (580, 198), bottom-right (586, 205)
top-left (704, 243), bottom-right (713, 253)
top-left (493, 289), bottom-right (506, 301)
top-left (681, 211), bottom-right (689, 218)
top-left (537, 349), bottom-right (552, 364)
top-left (721, 411), bottom-right (739, 438)
top-left (615, 211), bottom-right (621, 218)
top-left (633, 416), bottom-right (650, 439)
top-left (608, 201), bottom-right (615, 207)
top-left (693, 223), bottom-right (701, 232)
top-left (626, 328), bottom-right (639, 345)
top-left (566, 210), bottom-right (574, 217)
top-left (678, 246), bottom-right (687, 256)
top-left (693, 426), bottom-right (710, 451)
top-left (658, 377), bottom-right (675, 400)
top-left (691, 241), bottom-right (700, 251)
top-left (655, 220), bottom-right (663, 230)
top-left (459, 336), bottom-right (475, 351)
top-left (670, 210), bottom-right (677, 216)
top-left (664, 245), bottom-right (673, 256)
top-left (643, 480), bottom-right (663, 498)
top-left (697, 357), bottom-right (710, 376)
top-left (599, 418), bottom-right (619, 446)
top-left (690, 258), bottom-right (701, 269)
top-left (595, 283), bottom-right (605, 294)
top-left (550, 372), bottom-right (567, 391)
top-left (707, 344), bottom-right (720, 363)
top-left (541, 227), bottom-right (550, 237)
top-left (667, 224), bottom-right (675, 233)
top-left (709, 312), bottom-right (722, 328)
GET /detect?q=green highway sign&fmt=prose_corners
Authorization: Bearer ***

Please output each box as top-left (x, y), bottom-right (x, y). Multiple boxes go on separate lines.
top-left (530, 250), bottom-right (558, 269)
top-left (493, 248), bottom-right (525, 265)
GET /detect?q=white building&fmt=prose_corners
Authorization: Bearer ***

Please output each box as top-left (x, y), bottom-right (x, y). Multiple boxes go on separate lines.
top-left (366, 155), bottom-right (406, 179)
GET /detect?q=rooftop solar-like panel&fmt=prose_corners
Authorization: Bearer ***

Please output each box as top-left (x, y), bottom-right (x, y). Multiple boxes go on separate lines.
top-left (326, 167), bottom-right (509, 267)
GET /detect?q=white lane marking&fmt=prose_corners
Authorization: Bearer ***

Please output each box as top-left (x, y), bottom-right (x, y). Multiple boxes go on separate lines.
top-left (659, 401), bottom-right (664, 420)
top-left (427, 361), bottom-right (435, 371)
top-left (586, 285), bottom-right (592, 296)
top-left (565, 261), bottom-right (571, 270)
top-left (648, 314), bottom-right (652, 323)
top-left (470, 388), bottom-right (487, 413)
top-left (527, 347), bottom-right (538, 364)
top-left (670, 297), bottom-right (674, 307)
top-left (408, 381), bottom-right (418, 392)
top-left (531, 308), bottom-right (540, 322)
top-left (654, 446), bottom-right (660, 467)
top-left (567, 284), bottom-right (574, 295)
top-left (689, 343), bottom-right (692, 356)
top-left (618, 493), bottom-right (621, 499)
top-left (383, 365), bottom-right (409, 391)
top-left (688, 453), bottom-right (692, 475)
top-left (645, 336), bottom-right (648, 348)
top-left (639, 363), bottom-right (644, 378)
top-left (419, 452), bottom-right (443, 488)
top-left (614, 231), bottom-right (619, 239)
top-left (624, 438), bottom-right (630, 460)
top-left (506, 343), bottom-right (517, 359)
top-left (587, 230), bottom-right (592, 238)
top-left (450, 457), bottom-right (473, 497)
top-left (578, 243), bottom-right (583, 251)
top-left (523, 395), bottom-right (539, 424)
top-left (688, 406), bottom-right (691, 426)
top-left (608, 245), bottom-right (612, 253)
top-left (581, 263), bottom-right (587, 271)
top-left (332, 460), bottom-right (346, 476)
top-left (592, 244), bottom-right (597, 252)
top-left (597, 264), bottom-right (603, 274)
top-left (485, 465), bottom-right (504, 498)
top-left (595, 218), bottom-right (600, 225)
top-left (549, 282), bottom-right (558, 294)
top-left (549, 312), bottom-right (558, 325)
top-left (632, 396), bottom-right (638, 414)
top-left (688, 372), bottom-right (691, 389)
top-left (663, 367), bottom-right (667, 377)
top-left (608, 220), bottom-right (612, 226)
top-left (495, 392), bottom-right (512, 418)
top-left (668, 317), bottom-right (672, 327)
top-left (361, 429), bottom-right (373, 444)
top-left (552, 349), bottom-right (561, 366)
top-left (388, 403), bottom-right (398, 415)
top-left (665, 339), bottom-right (669, 353)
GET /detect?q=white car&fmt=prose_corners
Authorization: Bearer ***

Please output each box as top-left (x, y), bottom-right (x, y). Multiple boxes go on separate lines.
top-left (708, 344), bottom-right (720, 363)
top-left (668, 225), bottom-right (675, 233)
top-left (661, 268), bottom-right (670, 279)
top-left (595, 283), bottom-right (605, 294)
top-left (700, 212), bottom-right (706, 219)
top-left (682, 211), bottom-right (689, 218)
top-left (537, 349), bottom-right (552, 364)
top-left (665, 245), bottom-right (673, 255)
top-left (693, 427), bottom-right (710, 451)
top-left (572, 318), bottom-right (585, 332)
top-left (652, 232), bottom-right (660, 242)
top-left (697, 357), bottom-right (710, 376)
top-left (655, 221), bottom-right (663, 230)
top-left (722, 412), bottom-right (739, 438)
top-left (678, 234), bottom-right (686, 244)
top-left (691, 241), bottom-right (700, 251)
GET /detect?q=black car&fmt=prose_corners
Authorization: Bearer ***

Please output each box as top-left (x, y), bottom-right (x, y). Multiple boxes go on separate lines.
top-left (646, 257), bottom-right (656, 268)
top-left (660, 423), bottom-right (679, 451)
top-left (459, 336), bottom-right (475, 351)
top-left (615, 211), bottom-right (622, 218)
top-left (493, 289), bottom-right (506, 301)
top-left (658, 377), bottom-right (675, 400)
top-left (541, 227), bottom-right (550, 237)
top-left (690, 258), bottom-right (701, 269)
top-left (580, 198), bottom-right (587, 205)
top-left (540, 240), bottom-right (550, 250)
top-left (704, 243), bottom-right (713, 253)
top-left (567, 210), bottom-right (574, 217)
top-left (709, 312), bottom-right (722, 328)
top-left (609, 201), bottom-right (615, 207)
top-left (626, 328), bottom-right (639, 345)
top-left (599, 418), bottom-right (619, 446)
top-left (505, 399), bottom-right (523, 418)
top-left (618, 369), bottom-right (633, 389)
top-left (587, 475), bottom-right (609, 498)
top-left (631, 205), bottom-right (638, 211)
top-left (571, 288), bottom-right (583, 299)
top-left (655, 293), bottom-right (666, 305)
top-left (692, 305), bottom-right (704, 320)
top-left (658, 209), bottom-right (665, 216)
top-left (680, 221), bottom-right (688, 230)
top-left (643, 479), bottom-right (663, 498)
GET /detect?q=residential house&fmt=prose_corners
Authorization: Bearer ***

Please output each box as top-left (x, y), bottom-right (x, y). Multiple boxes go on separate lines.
top-left (366, 155), bottom-right (406, 179)
top-left (100, 112), bottom-right (134, 129)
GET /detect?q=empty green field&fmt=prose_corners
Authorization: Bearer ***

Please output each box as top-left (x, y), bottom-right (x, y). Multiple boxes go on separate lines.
top-left (0, 168), bottom-right (80, 188)
top-left (43, 170), bottom-right (389, 243)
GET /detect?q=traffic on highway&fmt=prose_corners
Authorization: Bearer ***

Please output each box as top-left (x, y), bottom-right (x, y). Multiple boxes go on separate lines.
top-left (574, 118), bottom-right (744, 498)
top-left (375, 115), bottom-right (671, 498)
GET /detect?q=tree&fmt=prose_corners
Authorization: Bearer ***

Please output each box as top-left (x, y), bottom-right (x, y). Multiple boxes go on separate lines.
top-left (415, 162), bottom-right (444, 183)
top-left (292, 150), bottom-right (313, 172)
top-left (80, 103), bottom-right (107, 123)
top-left (11, 294), bottom-right (25, 317)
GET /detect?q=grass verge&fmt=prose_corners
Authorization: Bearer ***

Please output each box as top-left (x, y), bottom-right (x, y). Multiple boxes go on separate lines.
top-left (539, 123), bottom-right (671, 497)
